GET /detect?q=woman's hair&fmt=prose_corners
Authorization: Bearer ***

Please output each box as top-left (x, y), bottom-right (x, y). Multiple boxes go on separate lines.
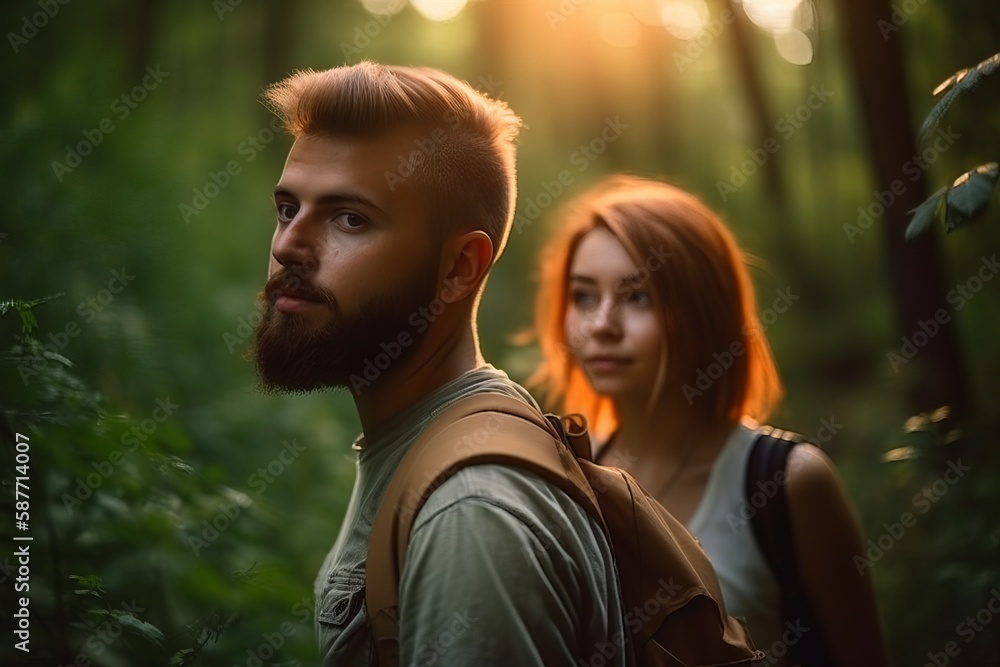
top-left (530, 175), bottom-right (782, 438)
top-left (263, 61), bottom-right (523, 263)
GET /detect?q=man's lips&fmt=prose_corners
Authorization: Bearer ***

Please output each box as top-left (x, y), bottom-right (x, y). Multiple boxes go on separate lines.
top-left (271, 288), bottom-right (326, 313)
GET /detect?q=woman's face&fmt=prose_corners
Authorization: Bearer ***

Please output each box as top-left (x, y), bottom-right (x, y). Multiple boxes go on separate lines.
top-left (563, 227), bottom-right (663, 402)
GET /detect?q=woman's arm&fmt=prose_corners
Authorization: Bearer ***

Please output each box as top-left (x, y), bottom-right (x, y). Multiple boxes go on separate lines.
top-left (786, 444), bottom-right (892, 667)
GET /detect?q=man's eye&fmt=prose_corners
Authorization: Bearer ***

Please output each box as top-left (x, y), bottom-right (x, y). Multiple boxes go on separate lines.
top-left (276, 202), bottom-right (297, 223)
top-left (335, 212), bottom-right (368, 231)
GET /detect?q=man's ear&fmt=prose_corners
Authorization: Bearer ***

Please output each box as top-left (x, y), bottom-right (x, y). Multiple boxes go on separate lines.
top-left (439, 230), bottom-right (494, 302)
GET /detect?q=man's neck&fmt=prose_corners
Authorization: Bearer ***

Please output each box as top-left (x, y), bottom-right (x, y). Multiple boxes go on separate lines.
top-left (352, 322), bottom-right (485, 442)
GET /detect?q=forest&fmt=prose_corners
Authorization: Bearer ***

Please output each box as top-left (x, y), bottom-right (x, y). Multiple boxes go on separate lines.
top-left (1, 0), bottom-right (999, 665)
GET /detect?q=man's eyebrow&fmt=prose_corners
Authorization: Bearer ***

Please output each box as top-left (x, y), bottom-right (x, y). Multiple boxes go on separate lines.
top-left (272, 187), bottom-right (387, 215)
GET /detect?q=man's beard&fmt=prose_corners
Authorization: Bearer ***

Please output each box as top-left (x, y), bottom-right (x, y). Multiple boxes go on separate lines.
top-left (251, 261), bottom-right (439, 395)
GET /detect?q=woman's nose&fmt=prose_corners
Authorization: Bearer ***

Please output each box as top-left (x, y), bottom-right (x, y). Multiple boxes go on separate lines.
top-left (590, 297), bottom-right (622, 338)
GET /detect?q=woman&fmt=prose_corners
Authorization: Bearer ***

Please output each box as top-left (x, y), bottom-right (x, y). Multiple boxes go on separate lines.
top-left (530, 175), bottom-right (890, 666)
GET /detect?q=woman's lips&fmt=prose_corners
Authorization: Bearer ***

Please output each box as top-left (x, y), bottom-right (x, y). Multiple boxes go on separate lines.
top-left (585, 356), bottom-right (633, 373)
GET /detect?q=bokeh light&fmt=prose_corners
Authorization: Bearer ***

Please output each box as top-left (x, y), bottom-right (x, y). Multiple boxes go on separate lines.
top-left (792, 0), bottom-right (815, 31)
top-left (630, 0), bottom-right (665, 26)
top-left (661, 0), bottom-right (709, 41)
top-left (410, 0), bottom-right (468, 22)
top-left (361, 0), bottom-right (408, 15)
top-left (743, 0), bottom-right (802, 33)
top-left (773, 28), bottom-right (813, 65)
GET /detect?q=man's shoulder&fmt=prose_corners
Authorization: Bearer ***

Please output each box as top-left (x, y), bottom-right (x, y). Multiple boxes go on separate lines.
top-left (405, 381), bottom-right (610, 556)
top-left (414, 463), bottom-right (584, 533)
top-left (439, 375), bottom-right (540, 414)
top-left (409, 463), bottom-right (615, 584)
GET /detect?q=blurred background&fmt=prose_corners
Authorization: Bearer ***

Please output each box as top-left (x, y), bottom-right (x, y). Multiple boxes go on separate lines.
top-left (1, 0), bottom-right (999, 664)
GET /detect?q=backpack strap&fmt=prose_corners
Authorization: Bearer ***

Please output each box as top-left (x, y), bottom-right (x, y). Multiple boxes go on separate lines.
top-left (747, 427), bottom-right (833, 667)
top-left (746, 427), bottom-right (798, 588)
top-left (365, 393), bottom-right (605, 667)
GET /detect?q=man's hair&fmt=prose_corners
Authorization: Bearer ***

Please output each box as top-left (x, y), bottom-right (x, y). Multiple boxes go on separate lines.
top-left (530, 175), bottom-right (783, 439)
top-left (263, 61), bottom-right (523, 263)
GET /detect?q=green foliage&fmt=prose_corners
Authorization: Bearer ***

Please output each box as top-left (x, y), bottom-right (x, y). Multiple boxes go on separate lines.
top-left (0, 298), bottom-right (318, 665)
top-left (874, 407), bottom-right (1000, 665)
top-left (945, 162), bottom-right (1000, 230)
top-left (908, 53), bottom-right (1000, 240)
top-left (905, 186), bottom-right (948, 241)
top-left (919, 53), bottom-right (1000, 141)
top-left (0, 293), bottom-right (65, 334)
top-left (2, 2), bottom-right (998, 665)
top-left (68, 574), bottom-right (167, 649)
top-left (880, 406), bottom-right (956, 463)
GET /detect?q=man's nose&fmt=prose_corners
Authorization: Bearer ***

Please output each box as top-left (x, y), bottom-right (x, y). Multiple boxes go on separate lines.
top-left (271, 218), bottom-right (318, 274)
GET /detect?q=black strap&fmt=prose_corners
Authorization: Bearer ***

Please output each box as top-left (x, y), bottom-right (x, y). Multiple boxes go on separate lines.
top-left (747, 428), bottom-right (833, 667)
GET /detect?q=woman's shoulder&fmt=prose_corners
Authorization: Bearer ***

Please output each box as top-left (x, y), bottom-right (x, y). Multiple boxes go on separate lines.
top-left (766, 434), bottom-right (851, 518)
top-left (783, 438), bottom-right (839, 489)
top-left (742, 420), bottom-right (836, 477)
top-left (740, 421), bottom-right (845, 507)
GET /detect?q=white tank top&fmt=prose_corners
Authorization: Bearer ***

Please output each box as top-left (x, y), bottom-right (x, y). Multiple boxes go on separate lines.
top-left (687, 424), bottom-right (787, 664)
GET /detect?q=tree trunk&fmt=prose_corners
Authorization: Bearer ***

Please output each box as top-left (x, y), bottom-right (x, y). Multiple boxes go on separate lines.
top-left (722, 0), bottom-right (803, 270)
top-left (835, 0), bottom-right (970, 417)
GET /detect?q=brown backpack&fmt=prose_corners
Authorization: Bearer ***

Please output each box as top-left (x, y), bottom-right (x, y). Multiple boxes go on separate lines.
top-left (366, 393), bottom-right (764, 667)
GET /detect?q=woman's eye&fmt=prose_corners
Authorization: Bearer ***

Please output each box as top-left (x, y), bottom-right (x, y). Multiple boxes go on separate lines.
top-left (570, 289), bottom-right (598, 307)
top-left (276, 202), bottom-right (297, 223)
top-left (335, 212), bottom-right (368, 231)
top-left (627, 289), bottom-right (651, 306)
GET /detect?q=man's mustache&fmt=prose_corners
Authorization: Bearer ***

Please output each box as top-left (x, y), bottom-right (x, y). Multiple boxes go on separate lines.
top-left (259, 270), bottom-right (338, 307)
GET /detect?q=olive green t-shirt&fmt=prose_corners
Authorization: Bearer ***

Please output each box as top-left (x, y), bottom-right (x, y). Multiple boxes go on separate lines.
top-left (315, 366), bottom-right (625, 666)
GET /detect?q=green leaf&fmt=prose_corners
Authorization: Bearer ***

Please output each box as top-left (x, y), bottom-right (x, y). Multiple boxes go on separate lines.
top-left (0, 293), bottom-right (66, 334)
top-left (41, 348), bottom-right (75, 368)
top-left (117, 613), bottom-right (166, 646)
top-left (170, 648), bottom-right (197, 666)
top-left (69, 574), bottom-right (106, 592)
top-left (17, 308), bottom-right (38, 334)
top-left (151, 453), bottom-right (196, 475)
top-left (944, 162), bottom-right (1000, 232)
top-left (920, 52), bottom-right (1000, 141)
top-left (73, 589), bottom-right (104, 598)
top-left (167, 456), bottom-right (195, 474)
top-left (905, 186), bottom-right (947, 241)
